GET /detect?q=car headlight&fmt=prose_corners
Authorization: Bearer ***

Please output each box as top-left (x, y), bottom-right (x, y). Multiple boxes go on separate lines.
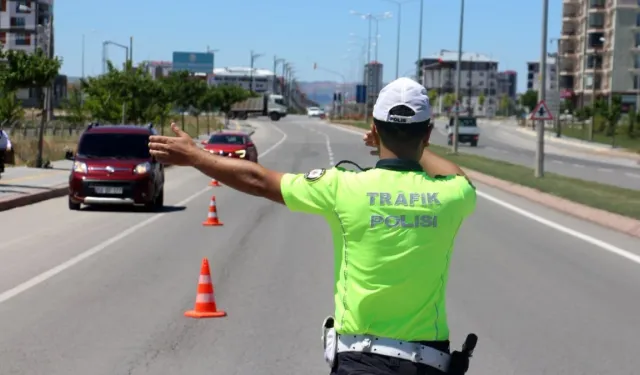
top-left (235, 150), bottom-right (246, 158)
top-left (134, 162), bottom-right (151, 174)
top-left (72, 161), bottom-right (87, 173)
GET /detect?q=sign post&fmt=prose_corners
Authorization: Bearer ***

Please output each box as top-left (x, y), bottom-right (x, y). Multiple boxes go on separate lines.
top-left (529, 100), bottom-right (553, 121)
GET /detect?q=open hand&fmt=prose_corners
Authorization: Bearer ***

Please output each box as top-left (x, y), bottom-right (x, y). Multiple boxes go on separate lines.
top-left (362, 125), bottom-right (379, 155)
top-left (149, 123), bottom-right (198, 166)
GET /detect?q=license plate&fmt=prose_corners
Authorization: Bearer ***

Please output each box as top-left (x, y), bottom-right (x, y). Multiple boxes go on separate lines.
top-left (94, 186), bottom-right (123, 194)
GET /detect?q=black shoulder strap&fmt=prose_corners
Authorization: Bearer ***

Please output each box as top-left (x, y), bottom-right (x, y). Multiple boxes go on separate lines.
top-left (334, 160), bottom-right (371, 171)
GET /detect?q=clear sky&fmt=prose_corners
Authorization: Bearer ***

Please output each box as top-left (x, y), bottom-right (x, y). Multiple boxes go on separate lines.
top-left (55, 0), bottom-right (562, 92)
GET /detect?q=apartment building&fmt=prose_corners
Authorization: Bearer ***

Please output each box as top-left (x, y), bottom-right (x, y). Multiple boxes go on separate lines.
top-left (363, 61), bottom-right (384, 99)
top-left (496, 70), bottom-right (518, 99)
top-left (139, 60), bottom-right (173, 79)
top-left (561, 0), bottom-right (640, 109)
top-left (419, 51), bottom-right (498, 116)
top-left (0, 0), bottom-right (65, 107)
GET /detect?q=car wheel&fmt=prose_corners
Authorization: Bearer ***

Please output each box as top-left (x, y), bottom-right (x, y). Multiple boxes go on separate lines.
top-left (470, 140), bottom-right (478, 147)
top-left (68, 197), bottom-right (81, 210)
top-left (144, 188), bottom-right (164, 212)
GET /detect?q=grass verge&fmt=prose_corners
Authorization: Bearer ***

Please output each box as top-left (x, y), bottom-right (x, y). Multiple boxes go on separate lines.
top-left (9, 116), bottom-right (223, 167)
top-left (559, 126), bottom-right (640, 153)
top-left (332, 120), bottom-right (640, 220)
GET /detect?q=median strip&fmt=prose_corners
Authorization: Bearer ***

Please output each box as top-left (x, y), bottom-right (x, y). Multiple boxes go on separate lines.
top-left (329, 120), bottom-right (640, 237)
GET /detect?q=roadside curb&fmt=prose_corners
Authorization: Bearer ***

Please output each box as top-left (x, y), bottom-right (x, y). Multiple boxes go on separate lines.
top-left (0, 184), bottom-right (68, 212)
top-left (330, 122), bottom-right (640, 239)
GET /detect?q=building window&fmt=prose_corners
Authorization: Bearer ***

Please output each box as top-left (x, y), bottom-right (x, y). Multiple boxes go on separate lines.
top-left (15, 1), bottom-right (32, 12)
top-left (0, 32), bottom-right (5, 44)
top-left (1, 0), bottom-right (6, 12)
top-left (15, 33), bottom-right (30, 46)
top-left (10, 17), bottom-right (26, 27)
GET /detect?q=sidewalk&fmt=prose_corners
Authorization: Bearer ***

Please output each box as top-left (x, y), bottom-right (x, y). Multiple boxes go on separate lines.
top-left (0, 160), bottom-right (71, 211)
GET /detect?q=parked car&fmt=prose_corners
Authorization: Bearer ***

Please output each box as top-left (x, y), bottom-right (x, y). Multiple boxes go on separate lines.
top-left (201, 131), bottom-right (258, 163)
top-left (66, 123), bottom-right (165, 211)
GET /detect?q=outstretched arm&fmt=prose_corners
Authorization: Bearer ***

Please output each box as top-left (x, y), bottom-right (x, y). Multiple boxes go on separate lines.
top-left (149, 123), bottom-right (285, 204)
top-left (192, 150), bottom-right (285, 204)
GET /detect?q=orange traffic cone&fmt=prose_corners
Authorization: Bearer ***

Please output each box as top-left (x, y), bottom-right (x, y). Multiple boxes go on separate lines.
top-left (184, 258), bottom-right (226, 318)
top-left (209, 178), bottom-right (221, 187)
top-left (202, 195), bottom-right (223, 226)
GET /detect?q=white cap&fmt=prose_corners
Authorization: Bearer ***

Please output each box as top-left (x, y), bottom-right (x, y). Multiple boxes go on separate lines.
top-left (372, 77), bottom-right (431, 124)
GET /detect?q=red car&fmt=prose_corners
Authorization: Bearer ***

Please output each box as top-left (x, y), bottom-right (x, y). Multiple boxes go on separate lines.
top-left (66, 123), bottom-right (165, 211)
top-left (202, 131), bottom-right (258, 162)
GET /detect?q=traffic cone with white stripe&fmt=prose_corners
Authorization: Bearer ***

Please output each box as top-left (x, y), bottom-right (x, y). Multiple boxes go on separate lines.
top-left (209, 178), bottom-right (221, 187)
top-left (184, 258), bottom-right (226, 318)
top-left (202, 195), bottom-right (223, 226)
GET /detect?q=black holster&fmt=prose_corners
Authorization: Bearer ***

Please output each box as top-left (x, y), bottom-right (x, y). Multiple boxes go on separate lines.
top-left (447, 333), bottom-right (477, 374)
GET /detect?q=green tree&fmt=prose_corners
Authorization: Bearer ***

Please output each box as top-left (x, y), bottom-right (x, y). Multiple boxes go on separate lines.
top-left (0, 47), bottom-right (62, 167)
top-left (498, 95), bottom-right (510, 115)
top-left (478, 93), bottom-right (486, 109)
top-left (62, 87), bottom-right (87, 126)
top-left (443, 93), bottom-right (455, 109)
top-left (604, 95), bottom-right (622, 137)
top-left (200, 85), bottom-right (223, 134)
top-left (0, 90), bottom-right (25, 128)
top-left (629, 110), bottom-right (637, 138)
top-left (519, 90), bottom-right (538, 112)
top-left (427, 89), bottom-right (438, 105)
top-left (217, 85), bottom-right (253, 125)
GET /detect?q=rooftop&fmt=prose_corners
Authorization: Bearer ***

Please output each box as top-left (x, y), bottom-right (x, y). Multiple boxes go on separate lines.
top-left (426, 51), bottom-right (497, 62)
top-left (213, 67), bottom-right (275, 77)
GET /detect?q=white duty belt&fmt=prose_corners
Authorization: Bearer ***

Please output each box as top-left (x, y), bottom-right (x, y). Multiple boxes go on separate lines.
top-left (337, 333), bottom-right (450, 372)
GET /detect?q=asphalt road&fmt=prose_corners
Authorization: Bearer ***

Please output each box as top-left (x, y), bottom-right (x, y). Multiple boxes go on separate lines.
top-left (430, 120), bottom-right (640, 190)
top-left (0, 115), bottom-right (639, 374)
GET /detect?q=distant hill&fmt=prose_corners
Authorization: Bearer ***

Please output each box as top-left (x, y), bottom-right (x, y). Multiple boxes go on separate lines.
top-left (297, 81), bottom-right (356, 106)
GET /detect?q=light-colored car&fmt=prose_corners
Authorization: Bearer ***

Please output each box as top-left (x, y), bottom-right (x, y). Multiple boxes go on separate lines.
top-left (307, 107), bottom-right (325, 118)
top-left (446, 116), bottom-right (480, 147)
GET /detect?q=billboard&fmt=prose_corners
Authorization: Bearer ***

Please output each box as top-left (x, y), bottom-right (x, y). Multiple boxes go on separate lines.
top-left (172, 52), bottom-right (214, 73)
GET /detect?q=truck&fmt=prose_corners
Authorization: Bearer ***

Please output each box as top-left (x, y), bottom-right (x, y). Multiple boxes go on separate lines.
top-left (229, 93), bottom-right (288, 121)
top-left (446, 116), bottom-right (480, 147)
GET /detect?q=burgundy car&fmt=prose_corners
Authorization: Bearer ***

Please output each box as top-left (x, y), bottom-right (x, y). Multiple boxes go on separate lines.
top-left (202, 131), bottom-right (258, 162)
top-left (66, 124), bottom-right (165, 211)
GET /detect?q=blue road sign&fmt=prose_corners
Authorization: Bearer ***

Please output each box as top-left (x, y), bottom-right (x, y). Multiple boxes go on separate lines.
top-left (356, 85), bottom-right (367, 104)
top-left (172, 52), bottom-right (214, 73)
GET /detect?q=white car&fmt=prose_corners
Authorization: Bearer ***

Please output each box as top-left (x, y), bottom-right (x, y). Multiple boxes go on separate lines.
top-left (307, 107), bottom-right (325, 118)
top-left (445, 116), bottom-right (480, 147)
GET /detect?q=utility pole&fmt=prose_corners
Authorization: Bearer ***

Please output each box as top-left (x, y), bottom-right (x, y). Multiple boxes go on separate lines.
top-left (364, 16), bottom-right (372, 122)
top-left (535, 0), bottom-right (549, 178)
top-left (416, 0), bottom-right (423, 80)
top-left (452, 0), bottom-right (464, 153)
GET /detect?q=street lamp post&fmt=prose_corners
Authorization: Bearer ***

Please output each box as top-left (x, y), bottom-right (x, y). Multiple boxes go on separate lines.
top-left (452, 0), bottom-right (465, 153)
top-left (250, 50), bottom-right (262, 92)
top-left (206, 46), bottom-right (219, 71)
top-left (273, 56), bottom-right (285, 93)
top-left (416, 0), bottom-right (424, 80)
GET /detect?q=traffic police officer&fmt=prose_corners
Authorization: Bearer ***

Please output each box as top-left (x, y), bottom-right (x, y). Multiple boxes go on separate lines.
top-left (148, 77), bottom-right (477, 374)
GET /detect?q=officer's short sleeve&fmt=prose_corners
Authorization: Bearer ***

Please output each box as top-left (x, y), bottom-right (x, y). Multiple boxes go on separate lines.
top-left (280, 167), bottom-right (340, 215)
top-left (452, 175), bottom-right (477, 218)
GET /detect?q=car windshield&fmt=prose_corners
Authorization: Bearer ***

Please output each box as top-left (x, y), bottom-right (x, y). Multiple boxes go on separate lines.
top-left (208, 134), bottom-right (245, 145)
top-left (308, 107), bottom-right (319, 111)
top-left (449, 117), bottom-right (477, 127)
top-left (274, 98), bottom-right (285, 105)
top-left (77, 133), bottom-right (150, 159)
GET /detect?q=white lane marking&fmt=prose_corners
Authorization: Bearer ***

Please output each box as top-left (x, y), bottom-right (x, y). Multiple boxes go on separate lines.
top-left (624, 172), bottom-right (640, 179)
top-left (597, 168), bottom-right (612, 172)
top-left (297, 122), bottom-right (334, 166)
top-left (0, 125), bottom-right (289, 305)
top-left (326, 123), bottom-right (638, 263)
top-left (551, 160), bottom-right (563, 164)
top-left (571, 164), bottom-right (585, 168)
top-left (476, 191), bottom-right (640, 264)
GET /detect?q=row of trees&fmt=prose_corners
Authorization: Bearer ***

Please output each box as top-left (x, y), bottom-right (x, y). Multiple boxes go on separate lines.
top-left (520, 89), bottom-right (637, 138)
top-left (67, 61), bottom-right (254, 129)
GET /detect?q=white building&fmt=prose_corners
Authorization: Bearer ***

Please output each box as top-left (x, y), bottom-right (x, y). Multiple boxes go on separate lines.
top-left (209, 67), bottom-right (276, 93)
top-left (419, 51), bottom-right (499, 117)
top-left (0, 0), bottom-right (60, 107)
